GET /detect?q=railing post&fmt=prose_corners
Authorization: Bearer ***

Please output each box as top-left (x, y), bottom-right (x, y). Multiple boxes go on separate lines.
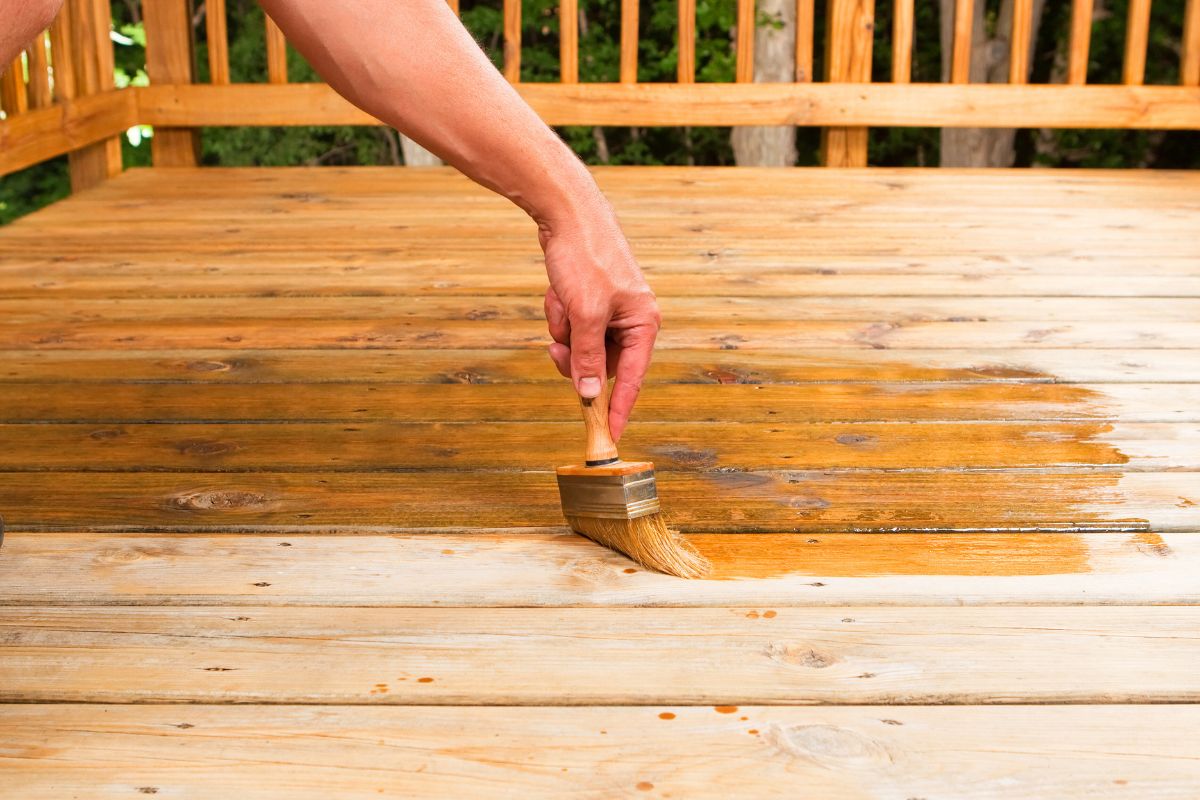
top-left (144, 0), bottom-right (199, 166)
top-left (64, 0), bottom-right (123, 190)
top-left (821, 0), bottom-right (875, 166)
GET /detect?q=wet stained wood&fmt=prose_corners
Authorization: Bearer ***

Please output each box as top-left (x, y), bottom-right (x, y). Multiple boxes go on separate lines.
top-left (0, 470), bottom-right (1194, 531)
top-left (0, 348), bottom-right (1195, 383)
top-left (1, 166), bottom-right (1199, 792)
top-left (4, 705), bottom-right (1199, 799)
top-left (2, 532), bottom-right (1198, 606)
top-left (2, 382), bottom-right (1197, 422)
top-left (0, 420), bottom-right (1196, 471)
top-left (3, 606), bottom-right (1200, 704)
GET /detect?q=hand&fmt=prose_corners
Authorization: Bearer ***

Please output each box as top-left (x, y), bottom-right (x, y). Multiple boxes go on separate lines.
top-left (538, 204), bottom-right (661, 442)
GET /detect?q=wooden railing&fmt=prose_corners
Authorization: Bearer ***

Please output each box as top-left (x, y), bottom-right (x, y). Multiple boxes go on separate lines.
top-left (3, 0), bottom-right (1200, 186)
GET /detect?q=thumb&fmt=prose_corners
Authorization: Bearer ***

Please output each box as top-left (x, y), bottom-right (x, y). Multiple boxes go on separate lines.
top-left (569, 312), bottom-right (609, 399)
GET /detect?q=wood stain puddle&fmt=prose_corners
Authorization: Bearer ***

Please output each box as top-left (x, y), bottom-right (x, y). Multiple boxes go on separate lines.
top-left (673, 362), bottom-right (1152, 579)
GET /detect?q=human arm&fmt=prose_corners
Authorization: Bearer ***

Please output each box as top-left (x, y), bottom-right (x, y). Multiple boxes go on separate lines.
top-left (258, 0), bottom-right (660, 438)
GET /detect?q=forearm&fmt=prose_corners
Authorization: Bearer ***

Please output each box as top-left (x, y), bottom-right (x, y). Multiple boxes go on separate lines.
top-left (259, 0), bottom-right (604, 228)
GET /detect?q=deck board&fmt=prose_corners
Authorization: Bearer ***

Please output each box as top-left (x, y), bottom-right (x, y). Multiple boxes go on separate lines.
top-left (4, 705), bottom-right (1198, 799)
top-left (0, 166), bottom-right (1197, 794)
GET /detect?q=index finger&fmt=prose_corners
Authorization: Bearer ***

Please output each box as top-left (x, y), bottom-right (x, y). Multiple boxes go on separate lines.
top-left (607, 325), bottom-right (657, 441)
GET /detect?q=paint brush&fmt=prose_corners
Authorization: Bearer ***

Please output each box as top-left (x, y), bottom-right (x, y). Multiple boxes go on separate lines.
top-left (556, 382), bottom-right (709, 578)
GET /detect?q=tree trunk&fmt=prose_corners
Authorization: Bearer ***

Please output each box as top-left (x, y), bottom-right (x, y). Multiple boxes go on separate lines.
top-left (399, 134), bottom-right (443, 167)
top-left (732, 0), bottom-right (798, 166)
top-left (938, 0), bottom-right (1047, 166)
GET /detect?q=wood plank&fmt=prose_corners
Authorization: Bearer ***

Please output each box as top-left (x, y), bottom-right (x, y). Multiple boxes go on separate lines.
top-left (950, 0), bottom-right (974, 83)
top-left (0, 420), bottom-right (1192, 471)
top-left (0, 90), bottom-right (134, 176)
top-left (5, 705), bottom-right (1199, 799)
top-left (264, 14), bottom-right (288, 84)
top-left (206, 0), bottom-right (230, 85)
top-left (25, 33), bottom-right (53, 109)
top-left (559, 0), bottom-right (578, 84)
top-left (4, 531), bottom-right (1199, 606)
top-left (1009, 0), bottom-right (1033, 83)
top-left (132, 82), bottom-right (1200, 128)
top-left (620, 0), bottom-right (639, 82)
top-left (0, 57), bottom-right (28, 117)
top-left (47, 5), bottom-right (76, 103)
top-left (678, 0), bottom-right (695, 82)
top-left (3, 606), bottom-right (1199, 703)
top-left (142, 0), bottom-right (199, 166)
top-left (3, 296), bottom-right (1198, 324)
top-left (1123, 0), bottom-right (1152, 85)
top-left (0, 348), bottom-right (1192, 384)
top-left (0, 470), bottom-right (1194, 532)
top-left (1068, 0), bottom-right (1094, 84)
top-left (891, 0), bottom-right (913, 82)
top-left (1185, 0), bottom-right (1200, 86)
top-left (795, 0), bottom-right (815, 81)
top-left (736, 0), bottom-right (756, 83)
top-left (2, 382), bottom-right (1195, 423)
top-left (822, 0), bottom-right (874, 166)
top-left (503, 0), bottom-right (521, 82)
top-left (1, 317), bottom-right (1195, 349)
top-left (63, 0), bottom-right (122, 190)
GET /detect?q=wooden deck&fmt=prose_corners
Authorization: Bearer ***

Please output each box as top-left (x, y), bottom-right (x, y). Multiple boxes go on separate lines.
top-left (1, 166), bottom-right (1198, 797)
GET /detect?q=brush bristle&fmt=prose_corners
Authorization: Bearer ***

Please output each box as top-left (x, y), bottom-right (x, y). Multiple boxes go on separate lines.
top-left (565, 512), bottom-right (710, 579)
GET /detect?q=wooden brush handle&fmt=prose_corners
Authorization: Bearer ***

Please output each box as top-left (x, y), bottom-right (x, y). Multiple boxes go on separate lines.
top-left (579, 380), bottom-right (619, 466)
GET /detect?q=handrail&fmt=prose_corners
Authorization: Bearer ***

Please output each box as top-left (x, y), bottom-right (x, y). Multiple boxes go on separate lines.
top-left (3, 0), bottom-right (1200, 184)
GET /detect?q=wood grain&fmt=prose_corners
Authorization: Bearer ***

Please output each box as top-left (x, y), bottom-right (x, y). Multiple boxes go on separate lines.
top-left (4, 705), bottom-right (1198, 799)
top-left (620, 0), bottom-right (639, 82)
top-left (130, 82), bottom-right (1200, 128)
top-left (206, 0), bottom-right (230, 85)
top-left (3, 531), bottom-right (1198, 606)
top-left (264, 14), bottom-right (288, 85)
top-left (1068, 0), bottom-right (1094, 84)
top-left (4, 606), bottom-right (1199, 704)
top-left (142, 0), bottom-right (198, 167)
top-left (1123, 0), bottom-right (1152, 85)
top-left (0, 470), bottom-right (1193, 532)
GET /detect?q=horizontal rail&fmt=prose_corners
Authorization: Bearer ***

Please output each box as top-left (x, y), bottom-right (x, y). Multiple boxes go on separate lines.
top-left (136, 83), bottom-right (1200, 130)
top-left (0, 90), bottom-right (134, 175)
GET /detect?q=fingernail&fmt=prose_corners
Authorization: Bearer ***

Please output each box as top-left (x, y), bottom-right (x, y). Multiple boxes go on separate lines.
top-left (579, 377), bottom-right (601, 398)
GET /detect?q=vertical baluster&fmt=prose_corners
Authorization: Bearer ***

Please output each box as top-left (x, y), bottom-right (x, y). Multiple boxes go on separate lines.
top-left (207, 0), bottom-right (230, 84)
top-left (1123, 0), bottom-right (1151, 84)
top-left (48, 5), bottom-right (77, 103)
top-left (892, 0), bottom-right (913, 82)
top-left (27, 33), bottom-right (53, 108)
top-left (678, 0), bottom-right (696, 82)
top-left (560, 0), bottom-right (578, 83)
top-left (0, 58), bottom-right (27, 116)
top-left (1009, 0), bottom-right (1033, 83)
top-left (265, 14), bottom-right (288, 84)
top-left (144, 0), bottom-right (199, 167)
top-left (822, 0), bottom-right (875, 167)
top-left (504, 0), bottom-right (522, 81)
top-left (736, 0), bottom-right (756, 82)
top-left (795, 0), bottom-right (814, 81)
top-left (620, 0), bottom-right (639, 83)
top-left (1067, 0), bottom-right (1094, 84)
top-left (950, 0), bottom-right (974, 83)
top-left (1183, 0), bottom-right (1199, 86)
top-left (65, 0), bottom-right (122, 188)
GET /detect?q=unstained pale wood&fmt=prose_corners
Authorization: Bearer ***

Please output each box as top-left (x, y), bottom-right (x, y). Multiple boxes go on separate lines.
top-left (3, 531), bottom-right (1198, 606)
top-left (4, 705), bottom-right (1199, 799)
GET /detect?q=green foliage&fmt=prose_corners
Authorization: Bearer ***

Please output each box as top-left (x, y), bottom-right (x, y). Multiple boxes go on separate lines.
top-left (2, 0), bottom-right (1197, 224)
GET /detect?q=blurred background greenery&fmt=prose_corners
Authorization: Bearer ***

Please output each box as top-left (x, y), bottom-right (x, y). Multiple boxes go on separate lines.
top-left (2, 0), bottom-right (1197, 224)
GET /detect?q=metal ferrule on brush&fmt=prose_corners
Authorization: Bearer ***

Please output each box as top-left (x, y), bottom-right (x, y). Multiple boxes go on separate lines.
top-left (557, 468), bottom-right (662, 520)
